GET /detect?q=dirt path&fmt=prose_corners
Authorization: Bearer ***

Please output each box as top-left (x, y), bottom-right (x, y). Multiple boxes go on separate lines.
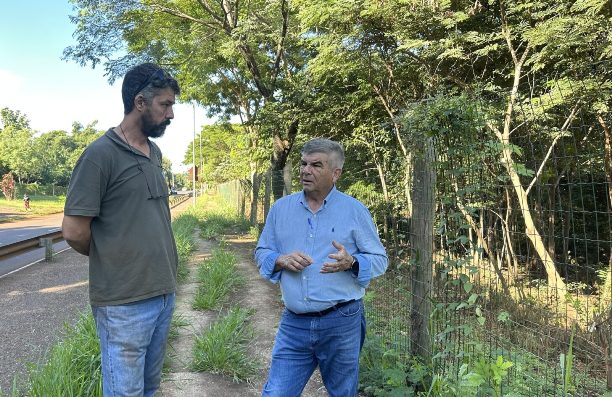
top-left (158, 231), bottom-right (328, 397)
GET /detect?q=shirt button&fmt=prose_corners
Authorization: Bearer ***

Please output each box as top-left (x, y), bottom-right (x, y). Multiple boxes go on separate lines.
top-left (303, 276), bottom-right (306, 280)
top-left (309, 234), bottom-right (313, 237)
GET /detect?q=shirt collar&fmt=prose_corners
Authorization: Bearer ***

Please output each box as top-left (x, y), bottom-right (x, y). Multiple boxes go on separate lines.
top-left (105, 128), bottom-right (150, 158)
top-left (299, 185), bottom-right (338, 212)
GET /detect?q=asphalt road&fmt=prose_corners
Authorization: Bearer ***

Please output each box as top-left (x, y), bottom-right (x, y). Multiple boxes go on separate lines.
top-left (0, 213), bottom-right (64, 247)
top-left (0, 245), bottom-right (90, 394)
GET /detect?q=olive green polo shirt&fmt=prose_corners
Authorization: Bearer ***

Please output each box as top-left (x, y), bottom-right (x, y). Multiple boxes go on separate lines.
top-left (64, 129), bottom-right (178, 306)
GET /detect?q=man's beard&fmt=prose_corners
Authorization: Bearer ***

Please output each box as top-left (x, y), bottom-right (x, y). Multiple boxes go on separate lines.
top-left (142, 113), bottom-right (171, 138)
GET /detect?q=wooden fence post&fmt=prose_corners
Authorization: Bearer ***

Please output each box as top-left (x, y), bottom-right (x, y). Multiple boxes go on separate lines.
top-left (410, 136), bottom-right (436, 361)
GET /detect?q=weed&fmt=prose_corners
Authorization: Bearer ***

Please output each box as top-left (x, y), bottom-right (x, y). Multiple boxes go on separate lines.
top-left (192, 307), bottom-right (260, 382)
top-left (23, 311), bottom-right (102, 396)
top-left (193, 248), bottom-right (244, 310)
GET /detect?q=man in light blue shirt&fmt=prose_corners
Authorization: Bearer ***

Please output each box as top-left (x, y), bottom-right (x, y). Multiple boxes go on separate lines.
top-left (255, 138), bottom-right (388, 397)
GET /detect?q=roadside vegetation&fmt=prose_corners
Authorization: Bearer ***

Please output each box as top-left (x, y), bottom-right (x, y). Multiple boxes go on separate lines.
top-left (192, 307), bottom-right (260, 382)
top-left (0, 195), bottom-right (64, 222)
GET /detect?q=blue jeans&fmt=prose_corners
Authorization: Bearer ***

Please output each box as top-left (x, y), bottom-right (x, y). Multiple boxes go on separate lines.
top-left (261, 299), bottom-right (366, 397)
top-left (92, 293), bottom-right (175, 397)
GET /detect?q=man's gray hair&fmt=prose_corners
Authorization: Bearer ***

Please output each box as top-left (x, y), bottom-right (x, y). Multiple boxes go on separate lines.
top-left (301, 138), bottom-right (345, 169)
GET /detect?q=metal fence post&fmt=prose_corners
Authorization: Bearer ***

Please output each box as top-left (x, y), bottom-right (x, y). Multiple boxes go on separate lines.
top-left (39, 238), bottom-right (53, 261)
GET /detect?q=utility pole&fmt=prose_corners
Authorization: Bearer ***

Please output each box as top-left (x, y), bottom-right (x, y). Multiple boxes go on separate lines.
top-left (199, 123), bottom-right (203, 194)
top-left (192, 102), bottom-right (196, 206)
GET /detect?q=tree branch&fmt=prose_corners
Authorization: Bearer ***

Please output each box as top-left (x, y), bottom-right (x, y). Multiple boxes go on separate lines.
top-left (271, 0), bottom-right (289, 87)
top-left (525, 103), bottom-right (580, 196)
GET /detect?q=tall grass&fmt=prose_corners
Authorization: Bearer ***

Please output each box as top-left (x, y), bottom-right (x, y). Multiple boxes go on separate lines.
top-left (192, 307), bottom-right (259, 382)
top-left (172, 210), bottom-right (200, 282)
top-left (193, 248), bottom-right (244, 310)
top-left (21, 311), bottom-right (102, 397)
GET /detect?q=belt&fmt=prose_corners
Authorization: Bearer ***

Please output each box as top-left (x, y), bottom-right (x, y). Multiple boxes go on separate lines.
top-left (289, 299), bottom-right (358, 317)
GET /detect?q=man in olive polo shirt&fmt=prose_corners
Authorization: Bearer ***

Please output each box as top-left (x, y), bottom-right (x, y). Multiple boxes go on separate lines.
top-left (63, 63), bottom-right (180, 397)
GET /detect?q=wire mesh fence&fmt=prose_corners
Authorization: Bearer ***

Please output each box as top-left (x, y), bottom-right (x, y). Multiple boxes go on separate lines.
top-left (216, 65), bottom-right (611, 395)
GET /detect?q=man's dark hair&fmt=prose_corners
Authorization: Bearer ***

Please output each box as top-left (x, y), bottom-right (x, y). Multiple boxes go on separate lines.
top-left (121, 63), bottom-right (180, 114)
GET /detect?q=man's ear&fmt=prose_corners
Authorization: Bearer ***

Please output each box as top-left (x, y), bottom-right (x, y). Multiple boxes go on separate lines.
top-left (332, 168), bottom-right (342, 183)
top-left (134, 94), bottom-right (146, 111)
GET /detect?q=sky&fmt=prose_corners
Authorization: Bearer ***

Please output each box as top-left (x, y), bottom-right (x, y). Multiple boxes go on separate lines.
top-left (0, 1), bottom-right (212, 172)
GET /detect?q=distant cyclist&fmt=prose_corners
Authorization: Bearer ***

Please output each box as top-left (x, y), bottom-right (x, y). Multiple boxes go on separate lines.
top-left (23, 194), bottom-right (30, 211)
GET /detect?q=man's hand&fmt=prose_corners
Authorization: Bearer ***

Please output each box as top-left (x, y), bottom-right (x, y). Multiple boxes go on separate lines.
top-left (321, 240), bottom-right (354, 273)
top-left (275, 251), bottom-right (313, 272)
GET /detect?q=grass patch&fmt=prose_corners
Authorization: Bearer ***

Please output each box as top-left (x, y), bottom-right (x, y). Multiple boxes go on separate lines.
top-left (192, 307), bottom-right (259, 382)
top-left (193, 248), bottom-right (244, 310)
top-left (200, 212), bottom-right (250, 239)
top-left (0, 196), bottom-right (65, 222)
top-left (20, 311), bottom-right (102, 397)
top-left (172, 210), bottom-right (200, 282)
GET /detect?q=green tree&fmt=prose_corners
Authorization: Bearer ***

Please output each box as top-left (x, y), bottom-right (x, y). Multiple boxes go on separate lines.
top-left (63, 0), bottom-right (307, 200)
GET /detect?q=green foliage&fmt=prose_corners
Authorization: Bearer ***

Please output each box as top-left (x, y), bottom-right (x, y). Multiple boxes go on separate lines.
top-left (427, 356), bottom-right (515, 397)
top-left (192, 307), bottom-right (259, 382)
top-left (193, 248), bottom-right (243, 311)
top-left (172, 211), bottom-right (199, 282)
top-left (560, 324), bottom-right (576, 396)
top-left (184, 124), bottom-right (252, 183)
top-left (360, 334), bottom-right (421, 396)
top-left (0, 111), bottom-right (103, 186)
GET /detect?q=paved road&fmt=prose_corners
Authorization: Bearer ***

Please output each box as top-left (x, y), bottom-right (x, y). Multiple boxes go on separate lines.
top-left (0, 213), bottom-right (63, 246)
top-left (0, 213), bottom-right (65, 278)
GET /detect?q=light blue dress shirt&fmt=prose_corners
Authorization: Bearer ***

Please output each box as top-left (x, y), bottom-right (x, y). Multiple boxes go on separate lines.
top-left (255, 186), bottom-right (388, 314)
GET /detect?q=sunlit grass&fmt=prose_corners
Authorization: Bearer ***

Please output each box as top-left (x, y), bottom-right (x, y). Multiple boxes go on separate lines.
top-left (20, 311), bottom-right (102, 397)
top-left (0, 196), bottom-right (65, 221)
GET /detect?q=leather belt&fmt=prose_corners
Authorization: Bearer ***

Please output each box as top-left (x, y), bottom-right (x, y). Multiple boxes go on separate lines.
top-left (289, 299), bottom-right (358, 317)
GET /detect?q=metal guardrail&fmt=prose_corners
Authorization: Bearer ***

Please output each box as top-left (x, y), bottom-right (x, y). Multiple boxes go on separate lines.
top-left (169, 194), bottom-right (191, 208)
top-left (0, 195), bottom-right (190, 260)
top-left (0, 229), bottom-right (64, 258)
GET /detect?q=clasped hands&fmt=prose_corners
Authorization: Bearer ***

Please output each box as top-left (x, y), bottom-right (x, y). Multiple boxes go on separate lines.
top-left (276, 240), bottom-right (353, 273)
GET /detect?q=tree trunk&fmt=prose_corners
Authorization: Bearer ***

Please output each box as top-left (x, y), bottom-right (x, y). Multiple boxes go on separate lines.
top-left (375, 158), bottom-right (398, 251)
top-left (270, 120), bottom-right (298, 200)
top-left (487, 29), bottom-right (566, 289)
top-left (249, 168), bottom-right (262, 225)
top-left (263, 169), bottom-right (271, 221)
top-left (501, 149), bottom-right (566, 289)
top-left (283, 158), bottom-right (292, 196)
top-left (410, 137), bottom-right (436, 361)
top-left (598, 114), bottom-right (612, 299)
